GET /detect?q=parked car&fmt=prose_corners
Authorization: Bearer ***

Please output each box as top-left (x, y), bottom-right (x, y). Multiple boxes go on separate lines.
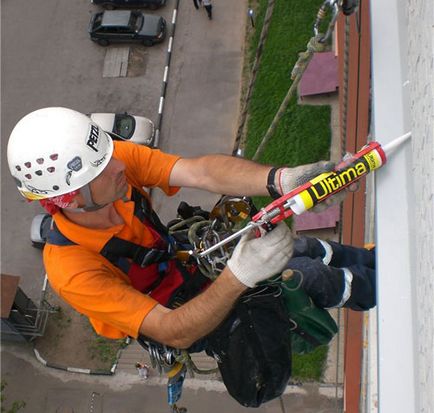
top-left (91, 0), bottom-right (166, 10)
top-left (90, 112), bottom-right (155, 146)
top-left (88, 10), bottom-right (166, 46)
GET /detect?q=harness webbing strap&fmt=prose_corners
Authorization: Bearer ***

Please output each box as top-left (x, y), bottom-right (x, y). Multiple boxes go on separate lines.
top-left (100, 238), bottom-right (173, 268)
top-left (131, 189), bottom-right (171, 237)
top-left (289, 319), bottom-right (321, 347)
top-left (47, 222), bottom-right (76, 246)
top-left (47, 188), bottom-right (175, 269)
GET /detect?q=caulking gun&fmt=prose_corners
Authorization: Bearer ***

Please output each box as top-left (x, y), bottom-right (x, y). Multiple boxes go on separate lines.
top-left (195, 132), bottom-right (411, 258)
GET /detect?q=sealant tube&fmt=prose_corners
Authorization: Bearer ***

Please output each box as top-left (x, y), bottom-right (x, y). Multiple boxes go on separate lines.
top-left (289, 141), bottom-right (386, 215)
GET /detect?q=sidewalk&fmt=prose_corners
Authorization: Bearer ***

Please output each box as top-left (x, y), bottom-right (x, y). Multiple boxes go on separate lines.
top-left (2, 343), bottom-right (340, 413)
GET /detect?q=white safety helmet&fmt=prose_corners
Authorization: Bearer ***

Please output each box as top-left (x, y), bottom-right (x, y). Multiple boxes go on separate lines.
top-left (7, 107), bottom-right (113, 201)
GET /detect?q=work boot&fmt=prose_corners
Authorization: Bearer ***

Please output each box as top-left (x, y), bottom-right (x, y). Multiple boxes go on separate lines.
top-left (285, 256), bottom-right (376, 310)
top-left (293, 237), bottom-right (332, 263)
top-left (293, 237), bottom-right (376, 269)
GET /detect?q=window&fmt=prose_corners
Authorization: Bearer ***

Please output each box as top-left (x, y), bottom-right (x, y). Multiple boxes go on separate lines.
top-left (113, 114), bottom-right (135, 140)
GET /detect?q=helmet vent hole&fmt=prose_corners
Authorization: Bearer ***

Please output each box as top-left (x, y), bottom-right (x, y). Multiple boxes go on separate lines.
top-left (53, 185), bottom-right (59, 190)
top-left (47, 167), bottom-right (55, 173)
top-left (13, 178), bottom-right (22, 188)
top-left (50, 154), bottom-right (59, 161)
top-left (15, 166), bottom-right (22, 171)
top-left (24, 162), bottom-right (31, 168)
top-left (35, 170), bottom-right (43, 176)
top-left (36, 158), bottom-right (44, 165)
top-left (25, 174), bottom-right (32, 179)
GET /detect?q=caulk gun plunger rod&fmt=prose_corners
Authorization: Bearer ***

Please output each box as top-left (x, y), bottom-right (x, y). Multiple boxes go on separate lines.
top-left (197, 221), bottom-right (258, 258)
top-left (196, 208), bottom-right (281, 257)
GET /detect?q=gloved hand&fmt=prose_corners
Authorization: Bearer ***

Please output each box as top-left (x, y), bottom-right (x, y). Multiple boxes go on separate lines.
top-left (278, 161), bottom-right (335, 193)
top-left (227, 222), bottom-right (293, 288)
top-left (277, 160), bottom-right (358, 212)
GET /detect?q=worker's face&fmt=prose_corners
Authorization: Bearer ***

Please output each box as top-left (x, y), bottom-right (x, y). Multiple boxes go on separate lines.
top-left (89, 157), bottom-right (128, 205)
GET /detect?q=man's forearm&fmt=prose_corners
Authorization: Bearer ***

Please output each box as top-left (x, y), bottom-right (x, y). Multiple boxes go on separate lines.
top-left (140, 268), bottom-right (247, 348)
top-left (170, 154), bottom-right (272, 196)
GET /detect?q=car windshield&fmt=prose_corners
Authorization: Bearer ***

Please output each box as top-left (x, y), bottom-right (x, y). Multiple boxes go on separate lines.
top-left (132, 14), bottom-right (144, 32)
top-left (113, 114), bottom-right (135, 140)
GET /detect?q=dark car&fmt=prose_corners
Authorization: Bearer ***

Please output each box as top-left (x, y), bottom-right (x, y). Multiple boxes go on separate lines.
top-left (88, 10), bottom-right (166, 46)
top-left (91, 0), bottom-right (166, 10)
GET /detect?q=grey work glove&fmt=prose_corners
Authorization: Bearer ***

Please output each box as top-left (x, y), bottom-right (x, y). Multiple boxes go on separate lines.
top-left (277, 160), bottom-right (358, 212)
top-left (227, 222), bottom-right (293, 288)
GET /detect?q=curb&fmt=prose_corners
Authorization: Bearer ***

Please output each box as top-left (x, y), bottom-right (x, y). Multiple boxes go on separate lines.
top-left (34, 275), bottom-right (128, 376)
top-left (154, 0), bottom-right (180, 146)
top-left (33, 337), bottom-right (131, 376)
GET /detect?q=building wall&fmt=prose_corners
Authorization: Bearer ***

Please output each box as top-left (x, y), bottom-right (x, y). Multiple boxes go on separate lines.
top-left (406, 1), bottom-right (434, 411)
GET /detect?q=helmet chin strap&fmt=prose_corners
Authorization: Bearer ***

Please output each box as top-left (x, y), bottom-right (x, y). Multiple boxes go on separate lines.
top-left (64, 184), bottom-right (107, 213)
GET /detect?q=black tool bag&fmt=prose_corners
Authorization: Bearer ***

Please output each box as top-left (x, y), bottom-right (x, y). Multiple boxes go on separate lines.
top-left (205, 284), bottom-right (292, 407)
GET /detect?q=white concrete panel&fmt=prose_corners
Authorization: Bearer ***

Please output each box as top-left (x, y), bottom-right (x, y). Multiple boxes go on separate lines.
top-left (406, 0), bottom-right (434, 411)
top-left (370, 1), bottom-right (417, 412)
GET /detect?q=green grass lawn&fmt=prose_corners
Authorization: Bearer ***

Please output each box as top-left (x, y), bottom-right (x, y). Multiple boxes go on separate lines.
top-left (244, 0), bottom-right (334, 380)
top-left (245, 0), bottom-right (331, 169)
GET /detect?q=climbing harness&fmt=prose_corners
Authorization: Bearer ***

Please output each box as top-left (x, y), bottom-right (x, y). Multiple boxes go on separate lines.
top-left (170, 196), bottom-right (254, 280)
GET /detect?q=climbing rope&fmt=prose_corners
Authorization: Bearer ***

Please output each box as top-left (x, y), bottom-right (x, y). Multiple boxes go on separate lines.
top-left (233, 0), bottom-right (276, 155)
top-left (252, 33), bottom-right (327, 161)
top-left (168, 197), bottom-right (252, 280)
top-left (252, 0), bottom-right (341, 161)
top-left (169, 216), bottom-right (235, 281)
top-left (175, 350), bottom-right (219, 376)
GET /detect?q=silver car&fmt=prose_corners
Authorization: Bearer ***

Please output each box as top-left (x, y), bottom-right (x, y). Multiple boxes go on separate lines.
top-left (90, 112), bottom-right (155, 146)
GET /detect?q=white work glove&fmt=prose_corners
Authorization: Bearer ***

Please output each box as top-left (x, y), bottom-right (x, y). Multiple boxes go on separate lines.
top-left (277, 161), bottom-right (358, 212)
top-left (227, 222), bottom-right (293, 288)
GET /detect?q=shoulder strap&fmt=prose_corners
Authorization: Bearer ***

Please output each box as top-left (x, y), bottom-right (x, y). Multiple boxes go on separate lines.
top-left (131, 188), bottom-right (171, 238)
top-left (46, 222), bottom-right (76, 246)
top-left (46, 189), bottom-right (175, 268)
top-left (100, 237), bottom-right (174, 268)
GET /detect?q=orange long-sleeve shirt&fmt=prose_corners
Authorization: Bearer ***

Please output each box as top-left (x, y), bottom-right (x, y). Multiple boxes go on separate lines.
top-left (44, 141), bottom-right (180, 338)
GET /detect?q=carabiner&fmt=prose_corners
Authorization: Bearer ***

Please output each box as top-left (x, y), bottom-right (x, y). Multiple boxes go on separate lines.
top-left (313, 0), bottom-right (340, 43)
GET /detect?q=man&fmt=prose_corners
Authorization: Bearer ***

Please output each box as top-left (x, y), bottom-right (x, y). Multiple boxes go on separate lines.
top-left (7, 107), bottom-right (372, 350)
top-left (202, 0), bottom-right (212, 19)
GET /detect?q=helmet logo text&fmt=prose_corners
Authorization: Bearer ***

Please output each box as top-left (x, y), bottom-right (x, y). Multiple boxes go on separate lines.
top-left (92, 154), bottom-right (108, 167)
top-left (25, 184), bottom-right (52, 195)
top-left (67, 156), bottom-right (82, 172)
top-left (86, 124), bottom-right (100, 152)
